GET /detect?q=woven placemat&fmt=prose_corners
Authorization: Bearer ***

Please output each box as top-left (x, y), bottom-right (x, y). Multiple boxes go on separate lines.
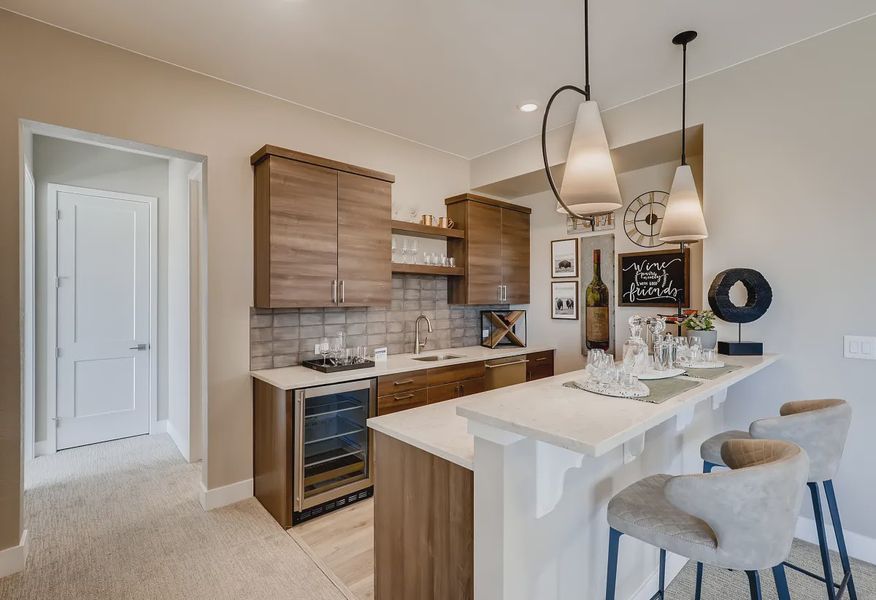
top-left (564, 376), bottom-right (702, 404)
top-left (682, 364), bottom-right (743, 380)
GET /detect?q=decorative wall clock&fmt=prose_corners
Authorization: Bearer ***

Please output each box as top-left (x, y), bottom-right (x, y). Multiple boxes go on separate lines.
top-left (624, 190), bottom-right (669, 248)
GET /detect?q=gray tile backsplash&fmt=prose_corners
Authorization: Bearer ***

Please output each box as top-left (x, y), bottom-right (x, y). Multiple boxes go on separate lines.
top-left (250, 274), bottom-right (508, 369)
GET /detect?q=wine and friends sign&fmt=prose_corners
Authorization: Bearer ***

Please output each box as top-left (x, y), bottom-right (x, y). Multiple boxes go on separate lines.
top-left (618, 249), bottom-right (690, 307)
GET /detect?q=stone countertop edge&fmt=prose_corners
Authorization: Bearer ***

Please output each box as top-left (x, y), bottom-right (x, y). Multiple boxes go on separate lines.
top-left (455, 354), bottom-right (780, 460)
top-left (249, 344), bottom-right (556, 391)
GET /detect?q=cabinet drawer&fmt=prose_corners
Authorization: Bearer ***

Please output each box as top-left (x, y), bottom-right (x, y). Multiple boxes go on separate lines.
top-left (457, 377), bottom-right (485, 397)
top-left (378, 389), bottom-right (427, 415)
top-left (427, 382), bottom-right (460, 404)
top-left (427, 361), bottom-right (485, 387)
top-left (377, 370), bottom-right (427, 396)
top-left (526, 350), bottom-right (555, 381)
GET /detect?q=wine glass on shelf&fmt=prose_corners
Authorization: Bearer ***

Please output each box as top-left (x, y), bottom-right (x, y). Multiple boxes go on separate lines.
top-left (391, 236), bottom-right (397, 263)
top-left (330, 333), bottom-right (344, 365)
top-left (401, 239), bottom-right (409, 264)
top-left (410, 240), bottom-right (418, 264)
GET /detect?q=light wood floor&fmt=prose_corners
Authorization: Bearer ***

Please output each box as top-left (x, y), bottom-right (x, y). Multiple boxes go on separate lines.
top-left (294, 499), bottom-right (376, 600)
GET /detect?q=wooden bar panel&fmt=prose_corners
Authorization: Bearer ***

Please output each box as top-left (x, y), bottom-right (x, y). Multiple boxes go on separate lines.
top-left (526, 350), bottom-right (555, 382)
top-left (426, 381), bottom-right (460, 404)
top-left (253, 379), bottom-right (293, 528)
top-left (457, 377), bottom-right (485, 397)
top-left (374, 432), bottom-right (473, 600)
top-left (501, 207), bottom-right (530, 304)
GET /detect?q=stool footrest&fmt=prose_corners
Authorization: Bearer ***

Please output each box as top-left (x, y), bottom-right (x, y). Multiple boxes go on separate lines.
top-left (783, 560), bottom-right (848, 597)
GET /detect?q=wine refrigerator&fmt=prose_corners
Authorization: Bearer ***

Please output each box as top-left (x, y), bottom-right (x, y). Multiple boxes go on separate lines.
top-left (292, 379), bottom-right (376, 524)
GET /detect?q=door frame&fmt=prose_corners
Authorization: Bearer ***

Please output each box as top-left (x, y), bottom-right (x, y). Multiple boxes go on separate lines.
top-left (45, 183), bottom-right (159, 453)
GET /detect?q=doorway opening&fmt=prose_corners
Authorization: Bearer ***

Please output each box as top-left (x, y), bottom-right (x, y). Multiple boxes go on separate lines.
top-left (20, 120), bottom-right (207, 464)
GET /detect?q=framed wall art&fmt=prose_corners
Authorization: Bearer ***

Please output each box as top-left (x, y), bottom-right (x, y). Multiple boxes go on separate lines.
top-left (551, 281), bottom-right (579, 320)
top-left (551, 238), bottom-right (579, 278)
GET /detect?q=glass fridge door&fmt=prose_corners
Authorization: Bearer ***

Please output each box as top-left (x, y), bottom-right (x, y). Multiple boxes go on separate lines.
top-left (295, 379), bottom-right (375, 510)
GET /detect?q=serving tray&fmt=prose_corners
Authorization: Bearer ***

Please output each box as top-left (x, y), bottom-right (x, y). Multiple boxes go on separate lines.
top-left (301, 359), bottom-right (375, 373)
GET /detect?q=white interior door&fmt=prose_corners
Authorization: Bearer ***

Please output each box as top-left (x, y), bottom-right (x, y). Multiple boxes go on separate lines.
top-left (53, 184), bottom-right (156, 450)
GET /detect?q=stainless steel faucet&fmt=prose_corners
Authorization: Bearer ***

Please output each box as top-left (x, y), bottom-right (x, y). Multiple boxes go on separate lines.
top-left (414, 314), bottom-right (433, 355)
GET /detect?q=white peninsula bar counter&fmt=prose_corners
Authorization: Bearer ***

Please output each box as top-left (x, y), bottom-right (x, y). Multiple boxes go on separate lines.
top-left (367, 353), bottom-right (779, 600)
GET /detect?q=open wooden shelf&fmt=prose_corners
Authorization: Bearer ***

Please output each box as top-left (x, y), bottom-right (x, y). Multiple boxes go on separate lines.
top-left (391, 263), bottom-right (465, 277)
top-left (391, 220), bottom-right (465, 240)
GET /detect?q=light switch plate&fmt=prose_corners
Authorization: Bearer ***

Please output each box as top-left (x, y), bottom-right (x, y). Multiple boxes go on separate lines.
top-left (844, 335), bottom-right (876, 360)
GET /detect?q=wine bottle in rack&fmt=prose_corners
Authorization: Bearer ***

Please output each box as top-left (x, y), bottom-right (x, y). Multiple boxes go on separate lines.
top-left (585, 249), bottom-right (610, 350)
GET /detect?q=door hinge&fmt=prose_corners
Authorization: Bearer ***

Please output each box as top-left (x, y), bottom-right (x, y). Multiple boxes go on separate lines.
top-left (56, 209), bottom-right (62, 220)
top-left (56, 348), bottom-right (62, 358)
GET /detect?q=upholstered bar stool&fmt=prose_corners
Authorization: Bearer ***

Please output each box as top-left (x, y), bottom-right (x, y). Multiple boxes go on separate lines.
top-left (605, 439), bottom-right (809, 600)
top-left (700, 399), bottom-right (855, 600)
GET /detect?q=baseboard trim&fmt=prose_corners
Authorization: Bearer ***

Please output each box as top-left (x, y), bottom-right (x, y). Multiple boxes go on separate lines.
top-left (0, 530), bottom-right (29, 579)
top-left (150, 419), bottom-right (168, 434)
top-left (199, 479), bottom-right (253, 511)
top-left (34, 441), bottom-right (53, 457)
top-left (796, 516), bottom-right (876, 565)
top-left (165, 420), bottom-right (190, 462)
top-left (629, 551), bottom-right (687, 600)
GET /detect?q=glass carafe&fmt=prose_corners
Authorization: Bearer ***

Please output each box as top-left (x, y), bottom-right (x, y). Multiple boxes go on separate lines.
top-left (622, 316), bottom-right (649, 375)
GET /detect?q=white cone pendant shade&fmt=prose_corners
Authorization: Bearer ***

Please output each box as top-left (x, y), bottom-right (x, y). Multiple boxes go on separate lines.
top-left (659, 164), bottom-right (708, 242)
top-left (555, 100), bottom-right (622, 216)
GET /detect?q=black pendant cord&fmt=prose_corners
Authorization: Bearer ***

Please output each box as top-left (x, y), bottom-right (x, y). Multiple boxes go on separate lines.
top-left (681, 41), bottom-right (687, 166)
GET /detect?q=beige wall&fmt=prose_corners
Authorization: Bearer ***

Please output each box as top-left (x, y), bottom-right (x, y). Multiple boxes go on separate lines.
top-left (0, 10), bottom-right (469, 550)
top-left (477, 16), bottom-right (876, 539)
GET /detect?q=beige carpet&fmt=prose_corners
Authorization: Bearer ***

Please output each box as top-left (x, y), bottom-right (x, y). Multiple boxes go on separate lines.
top-left (0, 434), bottom-right (350, 600)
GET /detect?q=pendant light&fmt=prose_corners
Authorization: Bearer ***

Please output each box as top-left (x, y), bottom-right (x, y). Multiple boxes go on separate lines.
top-left (660, 30), bottom-right (708, 324)
top-left (541, 0), bottom-right (622, 224)
top-left (659, 31), bottom-right (708, 244)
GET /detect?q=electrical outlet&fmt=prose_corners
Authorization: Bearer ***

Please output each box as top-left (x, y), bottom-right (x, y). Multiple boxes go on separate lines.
top-left (844, 335), bottom-right (876, 360)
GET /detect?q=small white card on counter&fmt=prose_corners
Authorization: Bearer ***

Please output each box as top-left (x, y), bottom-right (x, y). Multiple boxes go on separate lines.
top-left (373, 347), bottom-right (388, 362)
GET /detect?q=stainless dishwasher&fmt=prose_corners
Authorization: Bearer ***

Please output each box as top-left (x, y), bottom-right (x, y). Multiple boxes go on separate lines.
top-left (484, 355), bottom-right (528, 390)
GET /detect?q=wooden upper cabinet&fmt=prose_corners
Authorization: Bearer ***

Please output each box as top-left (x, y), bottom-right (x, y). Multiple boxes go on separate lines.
top-left (501, 207), bottom-right (530, 304)
top-left (446, 193), bottom-right (531, 306)
top-left (252, 146), bottom-right (394, 308)
top-left (337, 172), bottom-right (391, 306)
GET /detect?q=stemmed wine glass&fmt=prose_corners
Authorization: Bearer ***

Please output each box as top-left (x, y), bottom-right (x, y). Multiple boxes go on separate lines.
top-left (410, 239), bottom-right (418, 264)
top-left (402, 239), bottom-right (409, 264)
top-left (319, 337), bottom-right (330, 366)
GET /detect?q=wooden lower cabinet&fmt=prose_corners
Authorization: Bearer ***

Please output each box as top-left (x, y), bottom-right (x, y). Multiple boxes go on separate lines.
top-left (526, 350), bottom-right (555, 382)
top-left (374, 432), bottom-right (473, 599)
top-left (426, 377), bottom-right (485, 404)
top-left (378, 388), bottom-right (427, 415)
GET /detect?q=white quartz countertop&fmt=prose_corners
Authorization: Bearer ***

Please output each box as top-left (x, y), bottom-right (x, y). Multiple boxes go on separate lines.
top-left (250, 345), bottom-right (554, 390)
top-left (367, 354), bottom-right (779, 470)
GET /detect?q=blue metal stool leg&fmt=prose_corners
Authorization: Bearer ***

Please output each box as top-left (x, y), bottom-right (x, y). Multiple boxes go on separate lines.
top-left (694, 562), bottom-right (704, 600)
top-left (824, 480), bottom-right (858, 600)
top-left (746, 570), bottom-right (763, 600)
top-left (657, 548), bottom-right (666, 598)
top-left (606, 528), bottom-right (622, 600)
top-left (810, 482), bottom-right (839, 600)
top-left (703, 461), bottom-right (718, 473)
top-left (773, 564), bottom-right (792, 600)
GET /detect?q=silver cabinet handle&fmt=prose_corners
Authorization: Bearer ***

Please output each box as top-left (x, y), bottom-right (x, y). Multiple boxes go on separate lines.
top-left (129, 343), bottom-right (149, 351)
top-left (340, 280), bottom-right (345, 303)
top-left (503, 285), bottom-right (508, 302)
top-left (393, 393), bottom-right (415, 401)
top-left (394, 379), bottom-right (414, 386)
top-left (331, 280), bottom-right (338, 304)
top-left (498, 285), bottom-right (503, 301)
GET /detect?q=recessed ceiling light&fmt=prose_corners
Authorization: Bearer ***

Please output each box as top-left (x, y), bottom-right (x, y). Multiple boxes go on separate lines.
top-left (518, 103), bottom-right (539, 113)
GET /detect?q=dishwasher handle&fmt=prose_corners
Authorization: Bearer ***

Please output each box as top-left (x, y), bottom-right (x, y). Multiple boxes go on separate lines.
top-left (485, 359), bottom-right (529, 368)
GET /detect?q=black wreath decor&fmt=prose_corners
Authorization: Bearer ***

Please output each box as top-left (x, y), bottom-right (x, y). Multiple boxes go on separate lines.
top-left (707, 269), bottom-right (772, 323)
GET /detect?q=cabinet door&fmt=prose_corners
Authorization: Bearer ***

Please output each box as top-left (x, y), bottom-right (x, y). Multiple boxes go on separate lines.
top-left (259, 157), bottom-right (338, 307)
top-left (466, 202), bottom-right (503, 304)
top-left (337, 172), bottom-right (392, 307)
top-left (501, 208), bottom-right (530, 304)
top-left (457, 377), bottom-right (485, 398)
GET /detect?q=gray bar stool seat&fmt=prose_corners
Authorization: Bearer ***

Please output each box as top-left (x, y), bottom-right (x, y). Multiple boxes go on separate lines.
top-left (699, 399), bottom-right (856, 600)
top-left (605, 439), bottom-right (809, 600)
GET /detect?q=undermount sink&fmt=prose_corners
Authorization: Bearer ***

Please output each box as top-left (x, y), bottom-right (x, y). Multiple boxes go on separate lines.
top-left (412, 354), bottom-right (465, 362)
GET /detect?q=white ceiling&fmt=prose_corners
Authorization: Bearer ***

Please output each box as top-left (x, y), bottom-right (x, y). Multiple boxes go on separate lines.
top-left (4, 0), bottom-right (875, 158)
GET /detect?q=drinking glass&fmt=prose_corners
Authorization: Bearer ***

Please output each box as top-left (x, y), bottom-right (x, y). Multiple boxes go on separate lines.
top-left (653, 340), bottom-right (670, 371)
top-left (448, 257), bottom-right (456, 268)
top-left (702, 348), bottom-right (716, 364)
top-left (330, 333), bottom-right (344, 364)
top-left (401, 239), bottom-right (409, 264)
top-left (319, 337), bottom-right (330, 366)
top-left (620, 372), bottom-right (639, 391)
top-left (410, 240), bottom-right (419, 263)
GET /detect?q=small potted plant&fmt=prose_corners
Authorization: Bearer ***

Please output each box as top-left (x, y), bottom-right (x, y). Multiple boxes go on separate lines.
top-left (682, 310), bottom-right (717, 350)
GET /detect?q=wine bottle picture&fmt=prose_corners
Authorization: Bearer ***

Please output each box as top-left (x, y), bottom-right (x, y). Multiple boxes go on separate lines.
top-left (585, 249), bottom-right (610, 350)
